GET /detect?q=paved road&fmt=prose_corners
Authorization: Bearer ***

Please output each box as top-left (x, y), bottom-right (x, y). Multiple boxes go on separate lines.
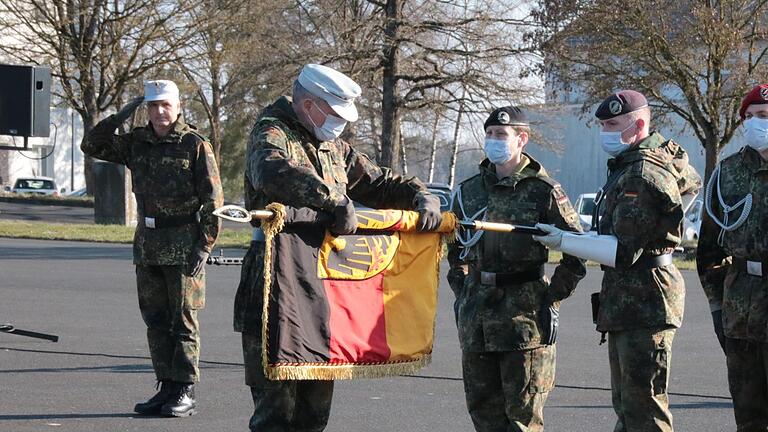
top-left (0, 201), bottom-right (247, 230)
top-left (0, 238), bottom-right (735, 432)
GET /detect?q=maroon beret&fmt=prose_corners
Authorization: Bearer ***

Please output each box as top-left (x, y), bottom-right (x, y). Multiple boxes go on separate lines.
top-left (595, 90), bottom-right (648, 120)
top-left (739, 84), bottom-right (768, 120)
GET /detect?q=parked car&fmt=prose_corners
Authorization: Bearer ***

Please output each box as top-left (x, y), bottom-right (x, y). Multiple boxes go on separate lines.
top-left (425, 182), bottom-right (452, 212)
top-left (573, 193), bottom-right (597, 231)
top-left (66, 187), bottom-right (88, 197)
top-left (8, 176), bottom-right (60, 196)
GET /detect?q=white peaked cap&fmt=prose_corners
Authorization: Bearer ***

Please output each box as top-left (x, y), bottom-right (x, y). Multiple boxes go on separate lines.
top-left (144, 80), bottom-right (180, 102)
top-left (298, 64), bottom-right (361, 122)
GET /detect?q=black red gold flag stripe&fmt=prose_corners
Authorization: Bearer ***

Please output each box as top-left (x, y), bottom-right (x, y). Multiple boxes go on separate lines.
top-left (259, 204), bottom-right (457, 380)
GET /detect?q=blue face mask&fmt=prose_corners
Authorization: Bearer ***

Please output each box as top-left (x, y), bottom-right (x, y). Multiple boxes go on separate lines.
top-left (600, 121), bottom-right (637, 157)
top-left (744, 117), bottom-right (768, 150)
top-left (483, 138), bottom-right (513, 165)
top-left (308, 101), bottom-right (347, 142)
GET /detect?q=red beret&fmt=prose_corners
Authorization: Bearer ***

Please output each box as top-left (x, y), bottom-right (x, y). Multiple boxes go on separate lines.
top-left (739, 84), bottom-right (768, 120)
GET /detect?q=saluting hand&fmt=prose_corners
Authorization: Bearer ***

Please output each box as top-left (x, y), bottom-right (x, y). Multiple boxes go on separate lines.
top-left (114, 96), bottom-right (145, 124)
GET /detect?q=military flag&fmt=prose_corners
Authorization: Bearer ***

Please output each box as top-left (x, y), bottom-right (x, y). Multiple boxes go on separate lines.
top-left (258, 204), bottom-right (456, 380)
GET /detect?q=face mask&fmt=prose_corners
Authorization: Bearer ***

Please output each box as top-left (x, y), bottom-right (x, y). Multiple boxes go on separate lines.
top-left (600, 121), bottom-right (637, 157)
top-left (308, 101), bottom-right (347, 141)
top-left (744, 117), bottom-right (768, 150)
top-left (483, 138), bottom-right (513, 165)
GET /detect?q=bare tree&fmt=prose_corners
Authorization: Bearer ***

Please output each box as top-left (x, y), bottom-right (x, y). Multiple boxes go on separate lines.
top-left (537, 0), bottom-right (768, 180)
top-left (253, 0), bottom-right (540, 174)
top-left (0, 0), bottom-right (194, 192)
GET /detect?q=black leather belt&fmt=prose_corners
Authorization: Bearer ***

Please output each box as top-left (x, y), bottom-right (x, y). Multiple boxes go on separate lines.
top-left (733, 258), bottom-right (767, 277)
top-left (601, 253), bottom-right (673, 271)
top-left (142, 212), bottom-right (198, 229)
top-left (479, 266), bottom-right (545, 286)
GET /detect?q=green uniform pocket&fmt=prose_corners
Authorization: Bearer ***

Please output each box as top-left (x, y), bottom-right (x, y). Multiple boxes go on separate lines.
top-left (528, 344), bottom-right (556, 394)
top-left (184, 272), bottom-right (206, 310)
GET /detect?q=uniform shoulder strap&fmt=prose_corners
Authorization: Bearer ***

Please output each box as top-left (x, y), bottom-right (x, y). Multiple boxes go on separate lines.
top-left (182, 130), bottom-right (207, 147)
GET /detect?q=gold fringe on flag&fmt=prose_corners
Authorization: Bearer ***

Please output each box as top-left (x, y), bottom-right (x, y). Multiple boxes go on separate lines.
top-left (259, 202), bottom-right (286, 379)
top-left (258, 204), bottom-right (453, 381)
top-left (266, 354), bottom-right (432, 381)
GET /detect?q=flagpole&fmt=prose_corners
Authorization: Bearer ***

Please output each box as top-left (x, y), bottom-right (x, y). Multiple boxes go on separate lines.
top-left (458, 220), bottom-right (546, 236)
top-left (214, 204), bottom-right (546, 236)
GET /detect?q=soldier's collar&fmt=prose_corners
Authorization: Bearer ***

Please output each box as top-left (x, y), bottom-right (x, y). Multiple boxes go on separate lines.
top-left (741, 145), bottom-right (768, 171)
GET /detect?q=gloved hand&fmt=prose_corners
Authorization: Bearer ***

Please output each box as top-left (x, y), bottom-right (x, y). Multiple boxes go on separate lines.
top-left (414, 192), bottom-right (443, 231)
top-left (188, 248), bottom-right (210, 277)
top-left (711, 309), bottom-right (726, 354)
top-left (532, 223), bottom-right (564, 250)
top-left (114, 96), bottom-right (145, 123)
top-left (330, 196), bottom-right (357, 236)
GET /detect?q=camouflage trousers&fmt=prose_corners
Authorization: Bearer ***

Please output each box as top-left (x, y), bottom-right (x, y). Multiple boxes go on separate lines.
top-left (725, 338), bottom-right (768, 432)
top-left (462, 345), bottom-right (556, 432)
top-left (242, 333), bottom-right (334, 432)
top-left (136, 265), bottom-right (205, 383)
top-left (608, 327), bottom-right (675, 432)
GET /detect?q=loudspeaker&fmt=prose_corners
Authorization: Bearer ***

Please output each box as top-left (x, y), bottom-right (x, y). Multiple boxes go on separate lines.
top-left (0, 64), bottom-right (51, 137)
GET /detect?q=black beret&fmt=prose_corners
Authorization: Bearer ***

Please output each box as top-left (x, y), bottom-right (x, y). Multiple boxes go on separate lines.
top-left (484, 106), bottom-right (528, 130)
top-left (595, 90), bottom-right (649, 120)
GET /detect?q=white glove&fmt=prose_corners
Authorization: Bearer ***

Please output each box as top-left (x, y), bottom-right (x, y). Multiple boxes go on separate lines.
top-left (532, 223), bottom-right (564, 250)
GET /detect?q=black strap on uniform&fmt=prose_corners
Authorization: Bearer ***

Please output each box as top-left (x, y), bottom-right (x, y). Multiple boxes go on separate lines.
top-left (182, 130), bottom-right (206, 147)
top-left (592, 165), bottom-right (631, 233)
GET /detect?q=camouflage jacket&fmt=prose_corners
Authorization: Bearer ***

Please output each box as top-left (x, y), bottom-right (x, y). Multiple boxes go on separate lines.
top-left (235, 96), bottom-right (428, 333)
top-left (697, 146), bottom-right (768, 341)
top-left (447, 155), bottom-right (586, 352)
top-left (244, 96), bottom-right (425, 213)
top-left (595, 132), bottom-right (700, 332)
top-left (82, 115), bottom-right (224, 266)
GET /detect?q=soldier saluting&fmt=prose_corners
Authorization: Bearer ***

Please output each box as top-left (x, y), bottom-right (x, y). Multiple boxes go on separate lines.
top-left (534, 90), bottom-right (700, 432)
top-left (82, 80), bottom-right (224, 417)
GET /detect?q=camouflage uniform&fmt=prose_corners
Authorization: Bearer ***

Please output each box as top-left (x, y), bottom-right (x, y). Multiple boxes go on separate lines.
top-left (594, 132), bottom-right (700, 432)
top-left (697, 145), bottom-right (768, 432)
top-left (82, 115), bottom-right (223, 383)
top-left (447, 154), bottom-right (586, 432)
top-left (236, 95), bottom-right (428, 432)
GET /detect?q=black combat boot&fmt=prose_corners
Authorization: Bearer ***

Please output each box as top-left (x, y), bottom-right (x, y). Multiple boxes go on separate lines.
top-left (160, 382), bottom-right (196, 417)
top-left (134, 381), bottom-right (174, 415)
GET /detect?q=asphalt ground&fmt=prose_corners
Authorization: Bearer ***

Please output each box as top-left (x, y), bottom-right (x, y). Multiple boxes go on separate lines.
top-left (0, 238), bottom-right (736, 432)
top-left (0, 201), bottom-right (248, 231)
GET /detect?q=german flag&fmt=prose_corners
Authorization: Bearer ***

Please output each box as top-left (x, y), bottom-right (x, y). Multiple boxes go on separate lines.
top-left (259, 204), bottom-right (457, 380)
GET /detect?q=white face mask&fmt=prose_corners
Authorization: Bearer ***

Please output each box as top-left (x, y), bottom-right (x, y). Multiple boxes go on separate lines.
top-left (744, 117), bottom-right (768, 150)
top-left (308, 101), bottom-right (347, 142)
top-left (483, 138), bottom-right (513, 165)
top-left (600, 121), bottom-right (637, 157)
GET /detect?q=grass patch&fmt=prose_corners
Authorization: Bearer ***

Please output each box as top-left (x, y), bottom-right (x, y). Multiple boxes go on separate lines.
top-left (0, 220), bottom-right (699, 269)
top-left (0, 220), bottom-right (251, 248)
top-left (548, 250), bottom-right (696, 270)
top-left (0, 192), bottom-right (93, 207)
